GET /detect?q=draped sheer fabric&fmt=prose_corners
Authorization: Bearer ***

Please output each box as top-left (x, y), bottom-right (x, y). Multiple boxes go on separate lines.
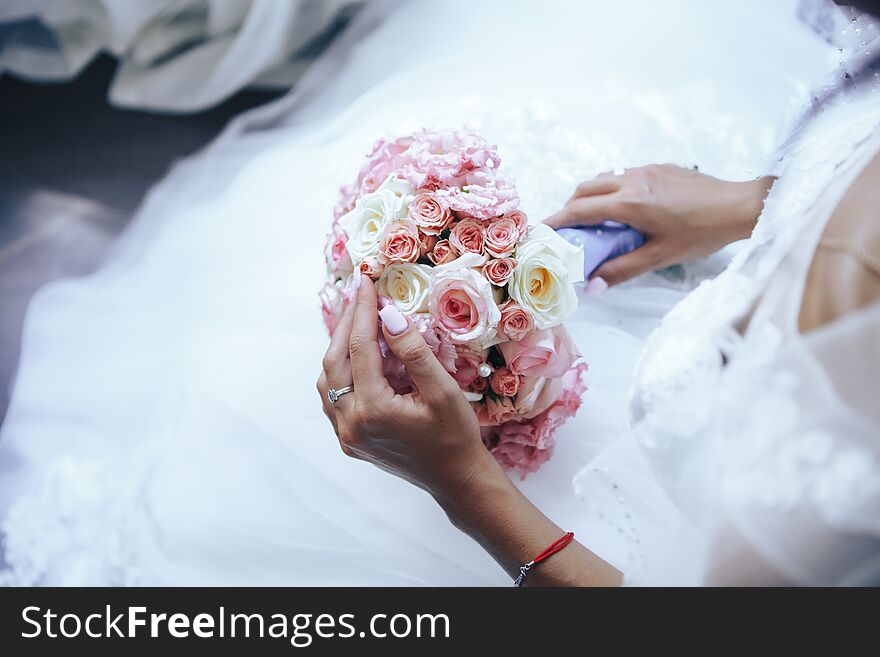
top-left (616, 92), bottom-right (880, 585)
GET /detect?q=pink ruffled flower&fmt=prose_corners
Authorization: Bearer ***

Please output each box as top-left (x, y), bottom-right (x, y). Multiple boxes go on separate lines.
top-left (352, 135), bottom-right (415, 199)
top-left (435, 177), bottom-right (519, 221)
top-left (348, 129), bottom-right (502, 200)
top-left (409, 193), bottom-right (454, 235)
top-left (378, 219), bottom-right (421, 265)
top-left (334, 183), bottom-right (358, 220)
top-left (484, 217), bottom-right (519, 258)
top-left (497, 325), bottom-right (580, 378)
top-left (449, 218), bottom-right (485, 255)
top-left (482, 257), bottom-right (516, 287)
top-left (490, 366), bottom-right (522, 397)
top-left (396, 129), bottom-right (501, 189)
top-left (427, 239), bottom-right (457, 265)
top-left (497, 299), bottom-right (533, 342)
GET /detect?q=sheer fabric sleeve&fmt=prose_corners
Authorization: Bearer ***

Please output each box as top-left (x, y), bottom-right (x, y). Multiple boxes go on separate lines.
top-left (702, 303), bottom-right (880, 585)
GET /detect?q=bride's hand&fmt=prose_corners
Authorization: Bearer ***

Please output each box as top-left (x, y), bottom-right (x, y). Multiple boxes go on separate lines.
top-left (316, 276), bottom-right (500, 503)
top-left (544, 164), bottom-right (774, 286)
top-left (317, 276), bottom-right (622, 586)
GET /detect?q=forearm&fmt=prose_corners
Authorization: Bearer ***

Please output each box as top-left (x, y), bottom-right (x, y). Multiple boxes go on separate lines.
top-left (436, 450), bottom-right (622, 587)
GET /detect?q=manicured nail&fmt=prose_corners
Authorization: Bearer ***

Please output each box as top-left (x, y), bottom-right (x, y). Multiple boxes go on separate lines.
top-left (379, 305), bottom-right (408, 335)
top-left (585, 276), bottom-right (608, 295)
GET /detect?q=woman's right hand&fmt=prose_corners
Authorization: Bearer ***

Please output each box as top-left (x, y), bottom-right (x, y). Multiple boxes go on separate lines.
top-left (544, 164), bottom-right (775, 286)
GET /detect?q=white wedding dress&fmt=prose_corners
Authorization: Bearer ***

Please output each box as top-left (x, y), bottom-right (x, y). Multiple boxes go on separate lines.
top-left (0, 0), bottom-right (849, 585)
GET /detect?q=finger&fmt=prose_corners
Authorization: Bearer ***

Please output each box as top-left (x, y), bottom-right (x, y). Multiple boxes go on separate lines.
top-left (378, 304), bottom-right (456, 401)
top-left (323, 296), bottom-right (357, 379)
top-left (348, 276), bottom-right (389, 400)
top-left (591, 243), bottom-right (663, 286)
top-left (543, 195), bottom-right (623, 229)
top-left (316, 371), bottom-right (339, 435)
top-left (570, 173), bottom-right (621, 200)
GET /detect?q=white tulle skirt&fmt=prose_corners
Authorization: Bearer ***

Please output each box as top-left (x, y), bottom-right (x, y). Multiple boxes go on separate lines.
top-left (0, 0), bottom-right (834, 585)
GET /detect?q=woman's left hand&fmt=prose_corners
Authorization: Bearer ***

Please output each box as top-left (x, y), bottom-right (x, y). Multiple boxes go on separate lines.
top-left (316, 275), bottom-right (499, 505)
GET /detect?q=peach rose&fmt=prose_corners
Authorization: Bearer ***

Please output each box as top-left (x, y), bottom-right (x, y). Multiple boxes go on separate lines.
top-left (497, 325), bottom-right (579, 378)
top-left (469, 375), bottom-right (490, 395)
top-left (477, 396), bottom-right (519, 425)
top-left (408, 193), bottom-right (454, 235)
top-left (449, 218), bottom-right (485, 255)
top-left (378, 219), bottom-right (420, 265)
top-left (484, 216), bottom-right (519, 258)
top-left (418, 231), bottom-right (438, 257)
top-left (505, 209), bottom-right (529, 238)
top-left (451, 346), bottom-right (488, 386)
top-left (497, 300), bottom-right (534, 342)
top-left (427, 239), bottom-right (456, 265)
top-left (490, 367), bottom-right (522, 397)
top-left (482, 257), bottom-right (516, 287)
top-left (514, 375), bottom-right (564, 419)
top-left (358, 256), bottom-right (384, 278)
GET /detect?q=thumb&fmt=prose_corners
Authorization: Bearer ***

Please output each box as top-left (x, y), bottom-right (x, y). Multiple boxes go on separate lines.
top-left (379, 305), bottom-right (454, 399)
top-left (591, 244), bottom-right (660, 286)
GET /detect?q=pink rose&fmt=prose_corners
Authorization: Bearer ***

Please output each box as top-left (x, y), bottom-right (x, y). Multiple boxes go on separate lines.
top-left (469, 375), bottom-right (489, 395)
top-left (490, 367), bottom-right (522, 397)
top-left (429, 268), bottom-right (501, 345)
top-left (482, 257), bottom-right (516, 287)
top-left (477, 396), bottom-right (519, 426)
top-left (451, 346), bottom-right (487, 387)
top-left (358, 256), bottom-right (383, 279)
top-left (378, 219), bottom-right (420, 265)
top-left (514, 375), bottom-right (564, 419)
top-left (418, 231), bottom-right (438, 258)
top-left (497, 325), bottom-right (579, 378)
top-left (324, 223), bottom-right (353, 280)
top-left (410, 315), bottom-right (458, 374)
top-left (427, 239), bottom-right (456, 265)
top-left (449, 218), bottom-right (485, 255)
top-left (484, 217), bottom-right (519, 258)
top-left (497, 300), bottom-right (534, 342)
top-left (409, 193), bottom-right (454, 235)
top-left (504, 209), bottom-right (529, 238)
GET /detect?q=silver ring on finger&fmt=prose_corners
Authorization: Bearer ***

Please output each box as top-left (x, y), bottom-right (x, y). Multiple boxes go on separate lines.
top-left (328, 385), bottom-right (354, 404)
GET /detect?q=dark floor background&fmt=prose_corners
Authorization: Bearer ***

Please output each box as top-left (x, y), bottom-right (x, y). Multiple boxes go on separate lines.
top-left (0, 55), bottom-right (281, 422)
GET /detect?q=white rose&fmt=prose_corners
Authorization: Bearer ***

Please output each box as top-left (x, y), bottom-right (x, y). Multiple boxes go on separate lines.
top-left (509, 223), bottom-right (584, 330)
top-left (377, 174), bottom-right (416, 215)
top-left (376, 263), bottom-right (432, 315)
top-left (341, 187), bottom-right (408, 265)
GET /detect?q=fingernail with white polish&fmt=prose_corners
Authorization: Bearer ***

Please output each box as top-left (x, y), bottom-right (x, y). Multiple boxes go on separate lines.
top-left (585, 276), bottom-right (608, 295)
top-left (379, 305), bottom-right (408, 335)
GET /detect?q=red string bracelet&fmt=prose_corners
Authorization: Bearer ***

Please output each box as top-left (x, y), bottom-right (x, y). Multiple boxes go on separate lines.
top-left (513, 531), bottom-right (575, 587)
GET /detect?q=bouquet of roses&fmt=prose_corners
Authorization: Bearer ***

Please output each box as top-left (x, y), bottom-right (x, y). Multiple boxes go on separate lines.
top-left (320, 129), bottom-right (587, 477)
